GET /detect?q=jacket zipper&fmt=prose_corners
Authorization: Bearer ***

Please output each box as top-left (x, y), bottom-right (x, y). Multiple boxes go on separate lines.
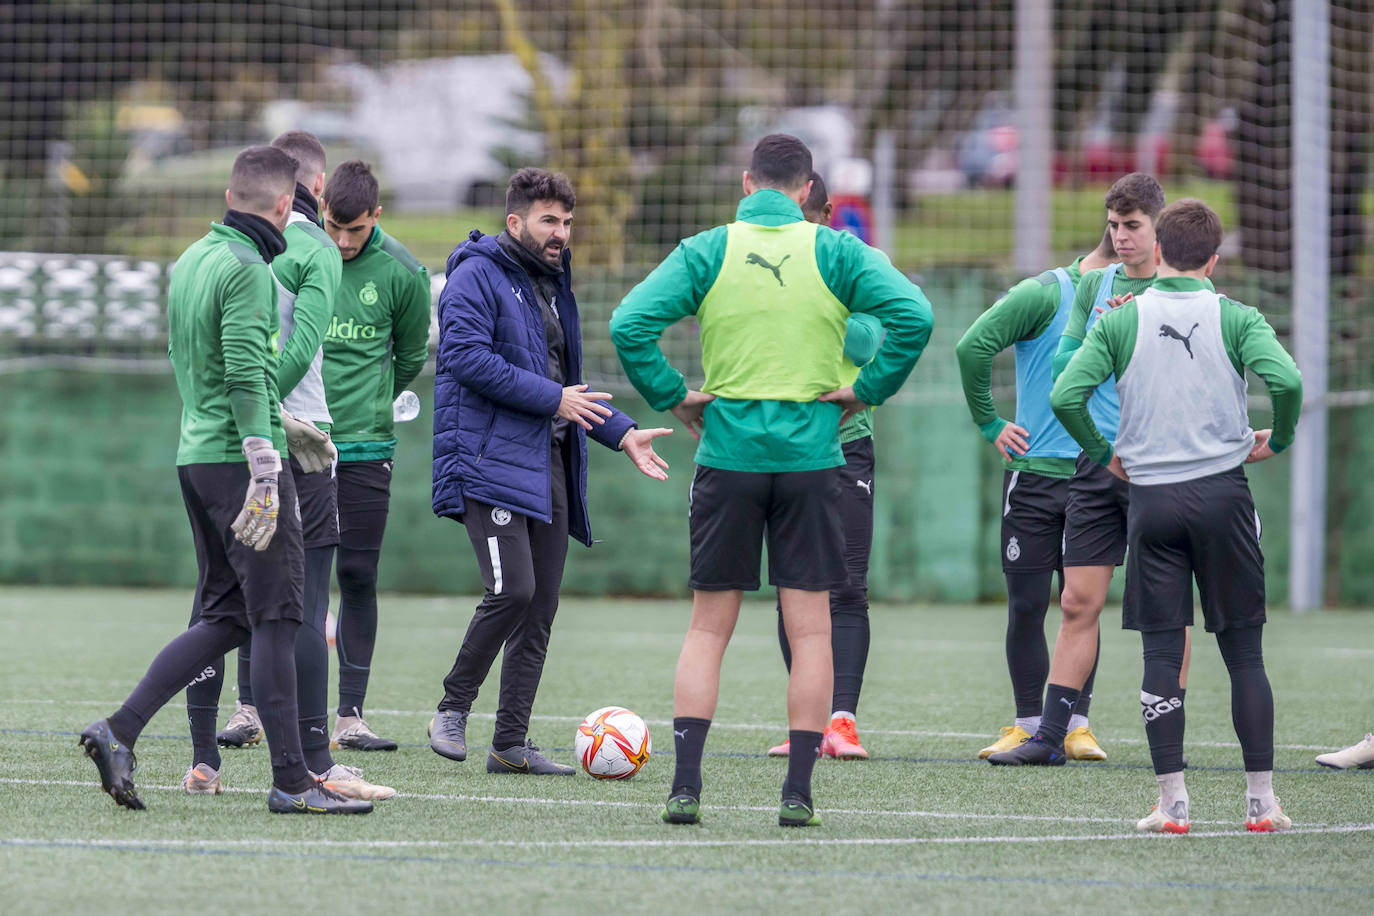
top-left (475, 413), bottom-right (497, 463)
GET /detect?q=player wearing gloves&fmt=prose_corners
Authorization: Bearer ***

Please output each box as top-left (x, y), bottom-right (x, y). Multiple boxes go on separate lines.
top-left (197, 132), bottom-right (392, 802)
top-left (77, 146), bottom-right (370, 815)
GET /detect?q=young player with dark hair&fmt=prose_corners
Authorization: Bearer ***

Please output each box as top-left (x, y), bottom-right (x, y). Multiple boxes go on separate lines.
top-left (78, 146), bottom-right (370, 814)
top-left (197, 133), bottom-right (393, 800)
top-left (956, 226), bottom-right (1117, 762)
top-left (321, 160), bottom-right (432, 751)
top-left (990, 172), bottom-right (1200, 766)
top-left (612, 135), bottom-right (933, 827)
top-left (429, 167), bottom-right (672, 774)
top-left (767, 170), bottom-right (886, 761)
top-left (1050, 198), bottom-right (1301, 832)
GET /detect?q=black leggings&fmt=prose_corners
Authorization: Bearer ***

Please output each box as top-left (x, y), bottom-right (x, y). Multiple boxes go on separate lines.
top-left (1141, 625), bottom-right (1272, 774)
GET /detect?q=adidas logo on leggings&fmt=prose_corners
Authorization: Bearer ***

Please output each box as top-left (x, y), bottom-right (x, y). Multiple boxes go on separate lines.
top-left (1140, 690), bottom-right (1183, 722)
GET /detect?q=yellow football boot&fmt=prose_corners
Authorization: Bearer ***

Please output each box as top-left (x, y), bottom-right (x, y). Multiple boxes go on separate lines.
top-left (1064, 726), bottom-right (1107, 761)
top-left (978, 725), bottom-right (1031, 759)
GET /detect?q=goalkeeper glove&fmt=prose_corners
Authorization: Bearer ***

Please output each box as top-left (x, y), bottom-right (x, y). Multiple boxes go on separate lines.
top-left (231, 436), bottom-right (282, 552)
top-left (280, 406), bottom-right (337, 474)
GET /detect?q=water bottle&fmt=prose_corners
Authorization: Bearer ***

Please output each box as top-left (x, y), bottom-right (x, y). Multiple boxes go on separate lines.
top-left (392, 390), bottom-right (421, 422)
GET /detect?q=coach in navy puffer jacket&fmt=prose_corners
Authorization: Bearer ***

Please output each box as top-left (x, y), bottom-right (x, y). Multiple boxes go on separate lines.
top-left (432, 227), bottom-right (635, 544)
top-left (429, 170), bottom-right (671, 768)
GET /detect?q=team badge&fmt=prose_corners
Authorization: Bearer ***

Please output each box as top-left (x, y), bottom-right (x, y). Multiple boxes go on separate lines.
top-left (1006, 536), bottom-right (1021, 562)
top-left (491, 507), bottom-right (512, 526)
top-left (359, 280), bottom-right (379, 306)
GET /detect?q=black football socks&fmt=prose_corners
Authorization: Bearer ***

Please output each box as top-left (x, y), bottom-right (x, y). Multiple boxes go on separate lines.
top-left (671, 717), bottom-right (711, 797)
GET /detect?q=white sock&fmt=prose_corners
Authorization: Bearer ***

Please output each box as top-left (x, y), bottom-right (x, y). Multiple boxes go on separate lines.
top-left (1245, 770), bottom-right (1276, 810)
top-left (830, 711), bottom-right (855, 723)
top-left (1015, 716), bottom-right (1041, 733)
top-left (1156, 771), bottom-right (1189, 820)
top-left (1067, 714), bottom-right (1090, 733)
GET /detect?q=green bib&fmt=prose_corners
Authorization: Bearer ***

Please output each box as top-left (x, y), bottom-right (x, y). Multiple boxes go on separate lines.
top-left (698, 220), bottom-right (849, 401)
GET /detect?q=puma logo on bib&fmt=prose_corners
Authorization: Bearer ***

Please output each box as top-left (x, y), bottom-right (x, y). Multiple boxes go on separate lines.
top-left (745, 252), bottom-right (790, 286)
top-left (1159, 322), bottom-right (1200, 359)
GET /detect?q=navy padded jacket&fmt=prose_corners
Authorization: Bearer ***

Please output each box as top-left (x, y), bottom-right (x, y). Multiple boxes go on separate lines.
top-left (432, 231), bottom-right (636, 545)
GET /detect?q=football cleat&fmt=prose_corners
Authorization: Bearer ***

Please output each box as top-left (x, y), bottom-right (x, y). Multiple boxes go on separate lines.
top-left (767, 738), bottom-right (790, 757)
top-left (1137, 801), bottom-right (1190, 834)
top-left (1245, 797), bottom-right (1292, 832)
top-left (331, 707), bottom-right (398, 751)
top-left (987, 734), bottom-right (1066, 766)
top-left (216, 701), bottom-right (264, 748)
top-left (978, 725), bottom-right (1031, 759)
top-left (1064, 726), bottom-right (1107, 761)
top-left (315, 763), bottom-right (397, 801)
top-left (662, 792), bottom-right (701, 825)
top-left (486, 740), bottom-right (575, 775)
top-left (428, 709), bottom-right (469, 761)
top-left (182, 763), bottom-right (223, 795)
top-left (267, 780), bottom-right (373, 814)
top-left (778, 792), bottom-right (822, 827)
top-left (1315, 734), bottom-right (1374, 770)
top-left (821, 717), bottom-right (869, 760)
top-left (78, 719), bottom-right (145, 810)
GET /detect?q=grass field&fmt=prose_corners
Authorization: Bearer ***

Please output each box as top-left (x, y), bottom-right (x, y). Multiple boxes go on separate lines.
top-left (2, 586), bottom-right (1372, 913)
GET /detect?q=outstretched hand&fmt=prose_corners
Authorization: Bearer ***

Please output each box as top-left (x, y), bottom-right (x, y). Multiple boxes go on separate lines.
top-left (670, 390), bottom-right (715, 440)
top-left (818, 386), bottom-right (869, 424)
top-left (621, 427), bottom-right (673, 480)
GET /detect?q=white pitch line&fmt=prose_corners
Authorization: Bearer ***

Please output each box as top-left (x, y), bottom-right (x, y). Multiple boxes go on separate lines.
top-left (0, 779), bottom-right (1256, 827)
top-left (0, 704), bottom-right (1341, 752)
top-left (5, 822), bottom-right (1373, 851)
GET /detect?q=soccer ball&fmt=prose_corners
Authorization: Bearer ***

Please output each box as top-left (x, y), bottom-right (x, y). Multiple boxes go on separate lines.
top-left (574, 706), bottom-right (652, 779)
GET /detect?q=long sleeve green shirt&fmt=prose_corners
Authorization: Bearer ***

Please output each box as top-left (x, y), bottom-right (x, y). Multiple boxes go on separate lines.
top-left (610, 189), bottom-right (933, 472)
top-left (954, 258), bottom-right (1084, 478)
top-left (1051, 277), bottom-right (1303, 466)
top-left (322, 225), bottom-right (431, 460)
top-left (168, 222), bottom-right (286, 463)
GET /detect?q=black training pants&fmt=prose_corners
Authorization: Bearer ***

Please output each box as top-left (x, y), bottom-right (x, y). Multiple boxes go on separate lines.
top-left (439, 445), bottom-right (570, 749)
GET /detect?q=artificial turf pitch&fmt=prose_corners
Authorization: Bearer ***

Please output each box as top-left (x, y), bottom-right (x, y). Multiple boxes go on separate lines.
top-left (1, 585), bottom-right (1371, 913)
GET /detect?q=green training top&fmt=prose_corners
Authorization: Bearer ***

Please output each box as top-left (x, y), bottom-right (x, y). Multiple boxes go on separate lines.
top-left (1051, 277), bottom-right (1303, 467)
top-left (322, 225), bottom-right (431, 461)
top-left (610, 189), bottom-right (933, 473)
top-left (839, 312), bottom-right (883, 443)
top-left (954, 257), bottom-right (1085, 479)
top-left (167, 222), bottom-right (286, 464)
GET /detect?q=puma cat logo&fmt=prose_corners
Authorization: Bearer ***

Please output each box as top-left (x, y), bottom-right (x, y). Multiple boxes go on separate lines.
top-left (1159, 322), bottom-right (1200, 359)
top-left (856, 479), bottom-right (872, 495)
top-left (745, 252), bottom-right (790, 286)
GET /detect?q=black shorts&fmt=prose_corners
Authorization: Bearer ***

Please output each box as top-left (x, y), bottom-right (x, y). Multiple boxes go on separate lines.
top-left (1063, 452), bottom-right (1130, 567)
top-left (688, 464), bottom-right (846, 592)
top-left (337, 458), bottom-right (393, 552)
top-left (178, 462), bottom-right (304, 626)
top-left (1000, 469), bottom-right (1069, 573)
top-left (290, 456), bottom-right (339, 550)
top-left (1123, 466), bottom-right (1266, 634)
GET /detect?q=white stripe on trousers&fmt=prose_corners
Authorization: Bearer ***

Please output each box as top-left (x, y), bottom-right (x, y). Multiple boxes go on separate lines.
top-left (1003, 470), bottom-right (1020, 518)
top-left (487, 536), bottom-right (503, 595)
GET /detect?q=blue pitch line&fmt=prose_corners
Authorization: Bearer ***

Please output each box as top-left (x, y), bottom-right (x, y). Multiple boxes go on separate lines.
top-left (3, 838), bottom-right (1369, 896)
top-left (0, 728), bottom-right (1321, 775)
